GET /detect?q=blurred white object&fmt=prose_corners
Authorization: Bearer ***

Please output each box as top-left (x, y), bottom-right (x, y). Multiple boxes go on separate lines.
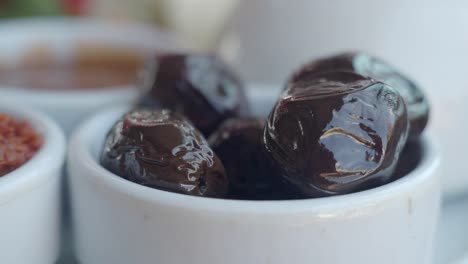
top-left (89, 0), bottom-right (239, 50)
top-left (219, 0), bottom-right (468, 196)
top-left (163, 0), bottom-right (239, 49)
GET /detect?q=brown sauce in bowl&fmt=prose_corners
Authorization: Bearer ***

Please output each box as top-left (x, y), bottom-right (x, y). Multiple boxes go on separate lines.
top-left (0, 45), bottom-right (146, 90)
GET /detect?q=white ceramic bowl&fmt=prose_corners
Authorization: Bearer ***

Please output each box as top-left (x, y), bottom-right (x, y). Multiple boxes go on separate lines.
top-left (68, 88), bottom-right (441, 264)
top-left (0, 103), bottom-right (66, 264)
top-left (0, 18), bottom-right (184, 135)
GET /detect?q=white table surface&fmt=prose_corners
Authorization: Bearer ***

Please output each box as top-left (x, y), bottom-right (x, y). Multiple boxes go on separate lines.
top-left (435, 193), bottom-right (468, 264)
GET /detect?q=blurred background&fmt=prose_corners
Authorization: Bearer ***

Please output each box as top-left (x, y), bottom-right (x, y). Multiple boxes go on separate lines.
top-left (1, 1), bottom-right (468, 263)
top-left (0, 0), bottom-right (237, 50)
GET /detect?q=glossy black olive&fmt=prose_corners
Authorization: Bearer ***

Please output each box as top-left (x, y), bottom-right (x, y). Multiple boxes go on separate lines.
top-left (138, 53), bottom-right (249, 136)
top-left (101, 109), bottom-right (228, 198)
top-left (290, 52), bottom-right (428, 139)
top-left (265, 71), bottom-right (409, 197)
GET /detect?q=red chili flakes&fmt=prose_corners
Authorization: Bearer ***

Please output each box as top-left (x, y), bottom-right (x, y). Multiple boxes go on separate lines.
top-left (0, 114), bottom-right (43, 177)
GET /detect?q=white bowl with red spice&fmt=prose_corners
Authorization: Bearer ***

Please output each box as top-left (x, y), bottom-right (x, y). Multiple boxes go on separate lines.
top-left (0, 18), bottom-right (185, 135)
top-left (0, 102), bottom-right (66, 264)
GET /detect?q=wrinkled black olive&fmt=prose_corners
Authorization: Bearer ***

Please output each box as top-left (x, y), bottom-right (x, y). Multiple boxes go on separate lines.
top-left (290, 52), bottom-right (429, 139)
top-left (100, 109), bottom-right (228, 198)
top-left (209, 118), bottom-right (297, 200)
top-left (264, 71), bottom-right (409, 197)
top-left (138, 53), bottom-right (249, 136)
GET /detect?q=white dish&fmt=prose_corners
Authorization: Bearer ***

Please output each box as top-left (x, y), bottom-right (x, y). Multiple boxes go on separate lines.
top-left (0, 102), bottom-right (66, 264)
top-left (0, 17), bottom-right (185, 135)
top-left (68, 88), bottom-right (440, 264)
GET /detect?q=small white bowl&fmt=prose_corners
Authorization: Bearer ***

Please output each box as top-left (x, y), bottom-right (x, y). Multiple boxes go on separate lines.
top-left (0, 103), bottom-right (66, 264)
top-left (0, 17), bottom-right (184, 135)
top-left (68, 90), bottom-right (441, 264)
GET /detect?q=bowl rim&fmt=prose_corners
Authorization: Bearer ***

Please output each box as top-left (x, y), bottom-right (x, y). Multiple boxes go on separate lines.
top-left (0, 102), bottom-right (66, 204)
top-left (69, 105), bottom-right (440, 214)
